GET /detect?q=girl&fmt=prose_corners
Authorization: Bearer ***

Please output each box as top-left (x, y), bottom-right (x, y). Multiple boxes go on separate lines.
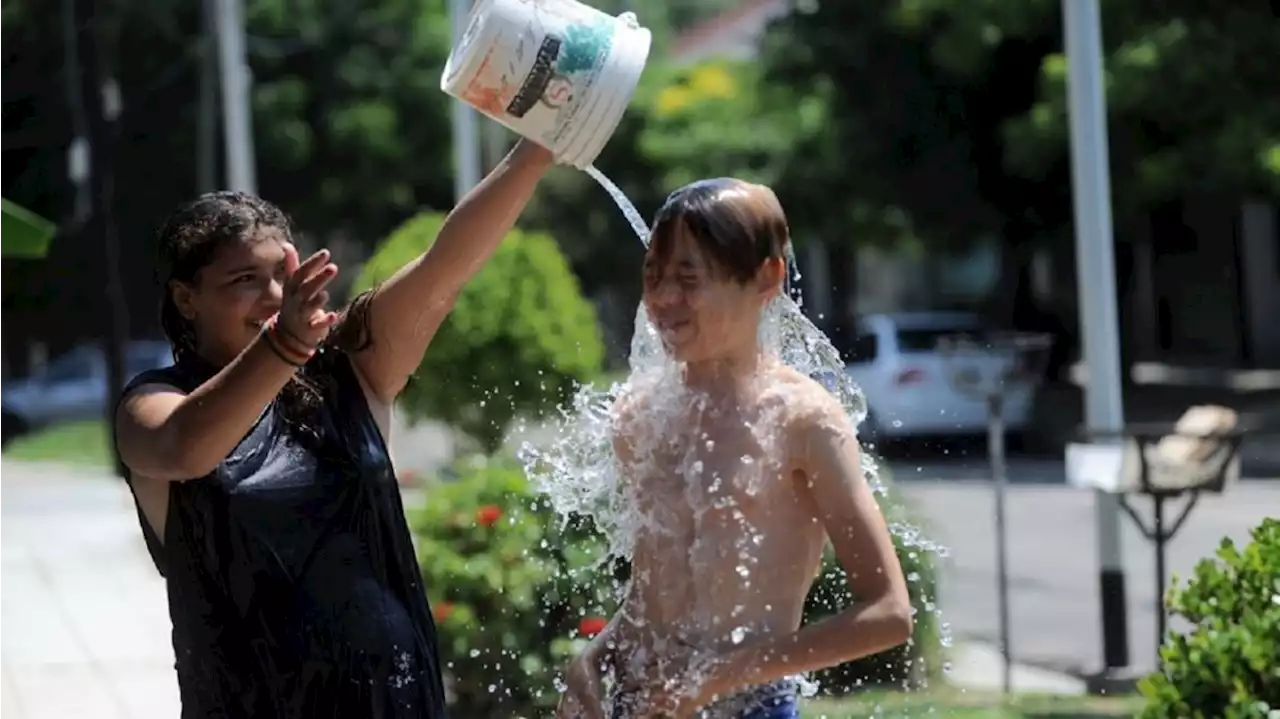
top-left (115, 140), bottom-right (553, 718)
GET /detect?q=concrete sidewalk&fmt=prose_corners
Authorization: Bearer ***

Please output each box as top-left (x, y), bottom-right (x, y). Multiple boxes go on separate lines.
top-left (1, 463), bottom-right (179, 719)
top-left (1, 461), bottom-right (1084, 718)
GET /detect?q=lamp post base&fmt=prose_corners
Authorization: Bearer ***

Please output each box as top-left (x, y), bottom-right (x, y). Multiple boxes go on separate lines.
top-left (1084, 666), bottom-right (1144, 696)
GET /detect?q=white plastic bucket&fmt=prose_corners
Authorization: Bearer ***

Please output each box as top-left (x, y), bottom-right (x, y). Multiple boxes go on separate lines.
top-left (441, 0), bottom-right (652, 169)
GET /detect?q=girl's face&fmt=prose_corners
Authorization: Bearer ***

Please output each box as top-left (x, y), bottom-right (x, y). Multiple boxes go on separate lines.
top-left (170, 229), bottom-right (289, 365)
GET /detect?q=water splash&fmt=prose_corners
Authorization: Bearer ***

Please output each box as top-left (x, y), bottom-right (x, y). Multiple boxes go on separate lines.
top-left (520, 166), bottom-right (953, 699)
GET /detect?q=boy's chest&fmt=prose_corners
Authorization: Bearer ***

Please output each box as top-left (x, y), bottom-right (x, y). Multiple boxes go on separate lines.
top-left (632, 415), bottom-right (793, 517)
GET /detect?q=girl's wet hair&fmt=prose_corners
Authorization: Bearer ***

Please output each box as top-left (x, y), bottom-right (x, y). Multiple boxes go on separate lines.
top-left (158, 191), bottom-right (292, 360)
top-left (154, 191), bottom-right (374, 450)
top-left (648, 178), bottom-right (790, 283)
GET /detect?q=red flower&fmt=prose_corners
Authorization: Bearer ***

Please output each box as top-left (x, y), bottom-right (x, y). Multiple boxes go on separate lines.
top-left (433, 601), bottom-right (455, 622)
top-left (475, 504), bottom-right (503, 527)
top-left (578, 616), bottom-right (608, 637)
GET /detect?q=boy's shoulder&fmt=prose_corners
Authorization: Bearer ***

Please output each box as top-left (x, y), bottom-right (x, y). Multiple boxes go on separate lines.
top-left (769, 366), bottom-right (843, 412)
top-left (766, 365), bottom-right (858, 440)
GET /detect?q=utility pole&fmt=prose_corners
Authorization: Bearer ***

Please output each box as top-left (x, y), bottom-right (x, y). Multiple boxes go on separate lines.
top-left (214, 0), bottom-right (257, 193)
top-left (1062, 0), bottom-right (1132, 679)
top-left (68, 0), bottom-right (130, 476)
top-left (198, 0), bottom-right (219, 193)
top-left (449, 0), bottom-right (482, 200)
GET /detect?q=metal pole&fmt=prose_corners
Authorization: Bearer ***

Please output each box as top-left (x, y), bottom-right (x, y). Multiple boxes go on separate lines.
top-left (483, 119), bottom-right (508, 172)
top-left (69, 0), bottom-right (131, 477)
top-left (450, 0), bottom-right (483, 201)
top-left (1062, 0), bottom-right (1131, 674)
top-left (988, 392), bottom-right (1013, 694)
top-left (1153, 495), bottom-right (1167, 652)
top-left (214, 0), bottom-right (257, 193)
top-left (197, 0), bottom-right (219, 194)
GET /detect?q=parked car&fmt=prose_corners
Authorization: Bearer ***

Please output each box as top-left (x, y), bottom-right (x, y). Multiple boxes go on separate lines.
top-left (841, 312), bottom-right (1040, 442)
top-left (1, 340), bottom-right (173, 444)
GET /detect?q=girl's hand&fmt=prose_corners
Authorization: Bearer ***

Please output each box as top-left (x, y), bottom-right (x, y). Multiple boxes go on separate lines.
top-left (276, 243), bottom-right (339, 350)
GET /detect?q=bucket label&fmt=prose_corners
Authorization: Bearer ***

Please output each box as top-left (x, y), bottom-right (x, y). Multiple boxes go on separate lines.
top-left (540, 17), bottom-right (614, 145)
top-left (499, 14), bottom-right (614, 129)
top-left (506, 36), bottom-right (563, 118)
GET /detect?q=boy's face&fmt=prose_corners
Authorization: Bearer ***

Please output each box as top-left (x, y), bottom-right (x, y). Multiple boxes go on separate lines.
top-left (641, 220), bottom-right (782, 363)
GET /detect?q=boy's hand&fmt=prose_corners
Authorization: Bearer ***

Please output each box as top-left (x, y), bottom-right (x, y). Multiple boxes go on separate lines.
top-left (557, 652), bottom-right (606, 719)
top-left (616, 642), bottom-right (743, 716)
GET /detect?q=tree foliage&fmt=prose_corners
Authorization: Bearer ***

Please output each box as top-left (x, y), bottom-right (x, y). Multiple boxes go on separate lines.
top-left (247, 0), bottom-right (456, 240)
top-left (636, 59), bottom-right (826, 193)
top-left (874, 0), bottom-right (1279, 225)
top-left (757, 0), bottom-right (1280, 254)
top-left (758, 0), bottom-right (1055, 252)
top-left (354, 212), bottom-right (604, 452)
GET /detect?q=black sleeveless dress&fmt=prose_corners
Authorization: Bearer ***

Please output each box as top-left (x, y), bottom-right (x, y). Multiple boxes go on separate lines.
top-left (120, 354), bottom-right (449, 719)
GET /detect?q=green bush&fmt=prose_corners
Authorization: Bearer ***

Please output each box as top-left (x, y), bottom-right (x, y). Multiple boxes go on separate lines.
top-left (355, 212), bottom-right (605, 452)
top-left (802, 482), bottom-right (946, 694)
top-left (1138, 518), bottom-right (1280, 719)
top-left (410, 457), bottom-right (622, 717)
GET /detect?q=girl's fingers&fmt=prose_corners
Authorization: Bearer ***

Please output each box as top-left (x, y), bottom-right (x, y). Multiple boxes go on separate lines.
top-left (308, 310), bottom-right (339, 329)
top-left (306, 290), bottom-right (331, 311)
top-left (282, 242), bottom-right (300, 278)
top-left (286, 248), bottom-right (332, 293)
top-left (295, 263), bottom-right (338, 301)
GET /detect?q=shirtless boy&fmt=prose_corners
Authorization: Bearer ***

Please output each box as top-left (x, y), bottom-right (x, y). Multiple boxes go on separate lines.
top-left (557, 179), bottom-right (913, 719)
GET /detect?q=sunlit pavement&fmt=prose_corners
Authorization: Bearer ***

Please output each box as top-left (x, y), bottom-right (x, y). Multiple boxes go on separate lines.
top-left (891, 460), bottom-right (1279, 677)
top-left (18, 461), bottom-right (1238, 716)
top-left (1, 462), bottom-right (179, 719)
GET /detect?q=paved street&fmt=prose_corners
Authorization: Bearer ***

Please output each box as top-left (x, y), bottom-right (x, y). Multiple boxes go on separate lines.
top-left (888, 457), bottom-right (1279, 677)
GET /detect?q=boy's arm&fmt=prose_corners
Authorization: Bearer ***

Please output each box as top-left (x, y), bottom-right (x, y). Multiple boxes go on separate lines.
top-left (707, 398), bottom-right (913, 694)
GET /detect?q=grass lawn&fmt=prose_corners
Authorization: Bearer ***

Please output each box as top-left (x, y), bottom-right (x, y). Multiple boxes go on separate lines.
top-left (3, 420), bottom-right (112, 466)
top-left (801, 688), bottom-right (1142, 718)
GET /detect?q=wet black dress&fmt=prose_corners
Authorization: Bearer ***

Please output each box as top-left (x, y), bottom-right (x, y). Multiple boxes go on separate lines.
top-left (120, 354), bottom-right (449, 719)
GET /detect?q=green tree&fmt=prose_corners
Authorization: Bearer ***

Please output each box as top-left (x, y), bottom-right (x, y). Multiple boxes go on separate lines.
top-left (248, 0), bottom-right (455, 242)
top-left (758, 0), bottom-right (1055, 253)
top-left (635, 59), bottom-right (826, 191)
top-left (2, 0), bottom-right (459, 345)
top-left (903, 0), bottom-right (1280, 214)
top-left (354, 212), bottom-right (604, 453)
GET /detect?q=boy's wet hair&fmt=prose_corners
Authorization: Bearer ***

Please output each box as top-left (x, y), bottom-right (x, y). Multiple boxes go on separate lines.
top-left (648, 178), bottom-right (790, 284)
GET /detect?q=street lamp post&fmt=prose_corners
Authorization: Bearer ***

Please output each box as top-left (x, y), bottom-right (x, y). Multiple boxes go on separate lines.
top-left (1061, 0), bottom-right (1133, 679)
top-left (939, 332), bottom-right (1053, 694)
top-left (449, 0), bottom-right (483, 200)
